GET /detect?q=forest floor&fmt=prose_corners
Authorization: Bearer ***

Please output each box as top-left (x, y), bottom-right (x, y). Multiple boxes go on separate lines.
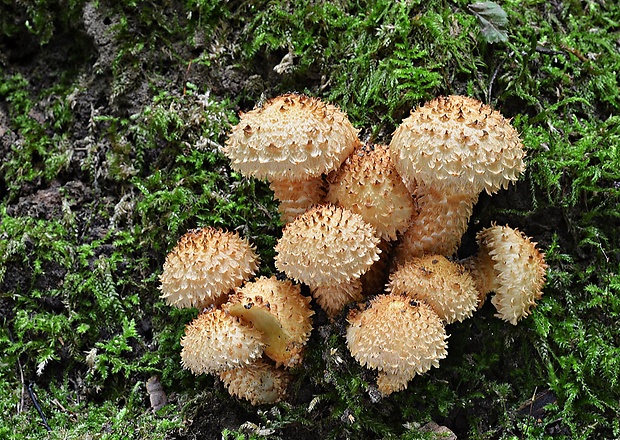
top-left (1, 1), bottom-right (620, 439)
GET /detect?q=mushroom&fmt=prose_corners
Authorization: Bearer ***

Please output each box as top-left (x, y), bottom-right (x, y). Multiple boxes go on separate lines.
top-left (346, 293), bottom-right (448, 395)
top-left (389, 95), bottom-right (525, 261)
top-left (274, 204), bottom-right (381, 316)
top-left (180, 308), bottom-right (264, 375)
top-left (223, 93), bottom-right (360, 223)
top-left (268, 177), bottom-right (327, 224)
top-left (159, 227), bottom-right (259, 309)
top-left (326, 143), bottom-right (417, 241)
top-left (387, 255), bottom-right (479, 324)
top-left (222, 276), bottom-right (314, 368)
top-left (461, 224), bottom-right (547, 325)
top-left (219, 359), bottom-right (291, 406)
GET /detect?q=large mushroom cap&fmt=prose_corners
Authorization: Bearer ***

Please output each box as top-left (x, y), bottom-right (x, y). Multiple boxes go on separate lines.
top-left (219, 359), bottom-right (291, 406)
top-left (387, 255), bottom-right (479, 324)
top-left (222, 276), bottom-right (314, 368)
top-left (326, 143), bottom-right (416, 241)
top-left (477, 225), bottom-right (548, 325)
top-left (159, 227), bottom-right (259, 309)
top-left (389, 95), bottom-right (525, 195)
top-left (274, 204), bottom-right (381, 286)
top-left (346, 293), bottom-right (448, 394)
top-left (180, 308), bottom-right (264, 375)
top-left (224, 93), bottom-right (360, 182)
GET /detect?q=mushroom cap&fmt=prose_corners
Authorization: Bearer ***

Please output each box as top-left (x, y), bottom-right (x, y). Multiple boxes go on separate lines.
top-left (224, 93), bottom-right (360, 182)
top-left (275, 204), bottom-right (381, 286)
top-left (219, 359), bottom-right (291, 406)
top-left (326, 143), bottom-right (416, 241)
top-left (159, 227), bottom-right (259, 309)
top-left (387, 255), bottom-right (479, 324)
top-left (222, 276), bottom-right (314, 367)
top-left (478, 225), bottom-right (548, 325)
top-left (180, 308), bottom-right (265, 375)
top-left (389, 95), bottom-right (525, 195)
top-left (346, 293), bottom-right (448, 380)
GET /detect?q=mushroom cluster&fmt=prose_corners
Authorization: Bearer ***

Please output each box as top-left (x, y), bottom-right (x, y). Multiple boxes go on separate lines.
top-left (161, 93), bottom-right (548, 402)
top-left (159, 227), bottom-right (314, 405)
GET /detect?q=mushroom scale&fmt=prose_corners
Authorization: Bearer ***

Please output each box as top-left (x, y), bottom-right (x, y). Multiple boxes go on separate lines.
top-left (223, 93), bottom-right (360, 182)
top-left (180, 308), bottom-right (265, 375)
top-left (387, 255), bottom-right (479, 324)
top-left (274, 204), bottom-right (381, 287)
top-left (159, 227), bottom-right (259, 309)
top-left (346, 293), bottom-right (448, 395)
top-left (222, 276), bottom-right (314, 368)
top-left (326, 143), bottom-right (416, 241)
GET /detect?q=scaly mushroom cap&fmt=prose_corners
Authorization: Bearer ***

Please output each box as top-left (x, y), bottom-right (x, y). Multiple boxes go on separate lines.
top-left (159, 227), bottom-right (259, 309)
top-left (180, 308), bottom-right (264, 375)
top-left (387, 255), bottom-right (479, 324)
top-left (275, 204), bottom-right (381, 286)
top-left (389, 95), bottom-right (525, 195)
top-left (224, 93), bottom-right (360, 182)
top-left (222, 276), bottom-right (314, 368)
top-left (326, 143), bottom-right (416, 241)
top-left (312, 278), bottom-right (364, 319)
top-left (346, 293), bottom-right (448, 393)
top-left (477, 225), bottom-right (548, 325)
top-left (219, 359), bottom-right (291, 406)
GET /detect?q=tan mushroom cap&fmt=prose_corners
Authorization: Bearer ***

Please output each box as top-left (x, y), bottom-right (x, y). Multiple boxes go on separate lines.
top-left (219, 359), bottom-right (291, 406)
top-left (224, 93), bottom-right (360, 182)
top-left (326, 143), bottom-right (416, 241)
top-left (222, 276), bottom-right (314, 368)
top-left (475, 225), bottom-right (548, 325)
top-left (159, 227), bottom-right (259, 309)
top-left (180, 308), bottom-right (264, 375)
top-left (346, 293), bottom-right (448, 395)
top-left (387, 255), bottom-right (479, 324)
top-left (275, 204), bottom-right (381, 287)
top-left (389, 95), bottom-right (525, 195)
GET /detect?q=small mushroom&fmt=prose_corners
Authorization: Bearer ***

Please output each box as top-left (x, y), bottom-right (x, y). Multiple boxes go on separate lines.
top-left (180, 308), bottom-right (264, 375)
top-left (219, 359), bottom-right (291, 406)
top-left (222, 276), bottom-right (314, 368)
top-left (326, 143), bottom-right (417, 241)
top-left (390, 95), bottom-right (525, 261)
top-left (461, 224), bottom-right (547, 325)
top-left (346, 293), bottom-right (448, 395)
top-left (159, 227), bottom-right (259, 309)
top-left (311, 278), bottom-right (364, 319)
top-left (275, 204), bottom-right (381, 287)
top-left (224, 93), bottom-right (360, 223)
top-left (387, 255), bottom-right (479, 324)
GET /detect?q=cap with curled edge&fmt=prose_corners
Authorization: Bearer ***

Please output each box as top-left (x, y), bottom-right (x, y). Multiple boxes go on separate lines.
top-left (274, 204), bottom-right (381, 287)
top-left (180, 308), bottom-right (265, 375)
top-left (387, 255), bottom-right (479, 324)
top-left (475, 225), bottom-right (548, 325)
top-left (346, 293), bottom-right (448, 395)
top-left (224, 93), bottom-right (360, 182)
top-left (222, 276), bottom-right (314, 368)
top-left (159, 227), bottom-right (259, 309)
top-left (389, 95), bottom-right (525, 195)
top-left (326, 143), bottom-right (416, 241)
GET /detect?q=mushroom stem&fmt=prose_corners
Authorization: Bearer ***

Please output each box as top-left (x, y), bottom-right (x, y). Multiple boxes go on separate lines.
top-left (269, 176), bottom-right (327, 224)
top-left (394, 184), bottom-right (478, 263)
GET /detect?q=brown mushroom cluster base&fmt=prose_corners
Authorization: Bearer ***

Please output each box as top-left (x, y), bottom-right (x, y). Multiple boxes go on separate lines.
top-left (160, 93), bottom-right (548, 403)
